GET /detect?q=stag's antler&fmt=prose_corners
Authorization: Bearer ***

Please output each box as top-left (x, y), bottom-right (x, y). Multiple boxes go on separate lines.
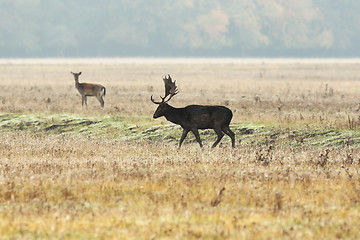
top-left (151, 74), bottom-right (178, 104)
top-left (162, 74), bottom-right (178, 102)
top-left (151, 95), bottom-right (162, 104)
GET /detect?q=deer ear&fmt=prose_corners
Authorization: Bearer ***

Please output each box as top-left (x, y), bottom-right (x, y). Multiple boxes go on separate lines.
top-left (70, 71), bottom-right (74, 74)
top-left (79, 72), bottom-right (82, 75)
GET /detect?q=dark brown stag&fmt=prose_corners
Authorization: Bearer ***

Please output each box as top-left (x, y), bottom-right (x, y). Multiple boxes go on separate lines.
top-left (151, 75), bottom-right (235, 148)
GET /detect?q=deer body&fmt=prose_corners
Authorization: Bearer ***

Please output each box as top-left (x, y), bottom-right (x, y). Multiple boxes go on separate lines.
top-left (151, 75), bottom-right (235, 148)
top-left (71, 72), bottom-right (106, 108)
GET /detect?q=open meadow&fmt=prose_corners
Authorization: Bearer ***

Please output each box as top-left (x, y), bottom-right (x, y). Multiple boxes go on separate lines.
top-left (1, 58), bottom-right (360, 239)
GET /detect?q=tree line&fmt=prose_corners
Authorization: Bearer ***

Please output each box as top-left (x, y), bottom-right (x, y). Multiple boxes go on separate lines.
top-left (0, 0), bottom-right (359, 57)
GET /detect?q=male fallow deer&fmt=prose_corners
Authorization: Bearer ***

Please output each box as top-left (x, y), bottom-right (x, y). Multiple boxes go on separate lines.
top-left (71, 72), bottom-right (106, 108)
top-left (151, 75), bottom-right (235, 148)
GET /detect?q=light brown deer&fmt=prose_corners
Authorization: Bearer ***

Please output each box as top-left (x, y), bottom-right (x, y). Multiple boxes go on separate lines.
top-left (151, 75), bottom-right (235, 148)
top-left (71, 72), bottom-right (106, 108)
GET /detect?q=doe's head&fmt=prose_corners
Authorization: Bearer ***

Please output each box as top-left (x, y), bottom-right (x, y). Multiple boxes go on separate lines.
top-left (71, 71), bottom-right (82, 81)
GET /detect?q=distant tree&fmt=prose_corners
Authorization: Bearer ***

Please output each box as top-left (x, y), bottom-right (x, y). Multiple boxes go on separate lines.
top-left (0, 0), bottom-right (359, 57)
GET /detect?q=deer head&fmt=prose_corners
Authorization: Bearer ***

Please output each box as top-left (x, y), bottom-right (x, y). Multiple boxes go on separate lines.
top-left (151, 75), bottom-right (179, 118)
top-left (71, 71), bottom-right (82, 82)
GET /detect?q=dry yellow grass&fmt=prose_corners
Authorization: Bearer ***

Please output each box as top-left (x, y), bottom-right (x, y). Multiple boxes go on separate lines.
top-left (1, 58), bottom-right (360, 126)
top-left (1, 132), bottom-right (360, 239)
top-left (1, 59), bottom-right (360, 239)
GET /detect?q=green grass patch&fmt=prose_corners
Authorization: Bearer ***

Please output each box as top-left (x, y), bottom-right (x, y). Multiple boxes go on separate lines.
top-left (1, 112), bottom-right (360, 148)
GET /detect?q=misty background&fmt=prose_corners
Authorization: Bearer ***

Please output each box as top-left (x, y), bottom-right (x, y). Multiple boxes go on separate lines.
top-left (1, 0), bottom-right (359, 58)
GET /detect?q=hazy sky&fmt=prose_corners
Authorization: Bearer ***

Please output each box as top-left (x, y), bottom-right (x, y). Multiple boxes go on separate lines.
top-left (0, 0), bottom-right (359, 58)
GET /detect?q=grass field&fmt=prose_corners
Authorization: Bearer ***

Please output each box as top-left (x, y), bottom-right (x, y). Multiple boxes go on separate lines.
top-left (1, 58), bottom-right (360, 239)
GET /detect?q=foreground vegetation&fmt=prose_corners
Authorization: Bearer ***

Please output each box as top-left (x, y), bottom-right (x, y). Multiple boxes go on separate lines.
top-left (1, 60), bottom-right (360, 239)
top-left (1, 131), bottom-right (360, 239)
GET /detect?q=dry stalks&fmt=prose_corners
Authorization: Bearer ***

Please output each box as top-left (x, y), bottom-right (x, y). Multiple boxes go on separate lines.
top-left (0, 60), bottom-right (360, 128)
top-left (1, 60), bottom-right (360, 238)
top-left (0, 131), bottom-right (360, 238)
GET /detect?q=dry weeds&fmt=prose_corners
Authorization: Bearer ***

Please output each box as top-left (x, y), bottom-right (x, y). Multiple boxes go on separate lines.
top-left (1, 59), bottom-right (360, 239)
top-left (1, 132), bottom-right (360, 239)
top-left (0, 59), bottom-right (360, 127)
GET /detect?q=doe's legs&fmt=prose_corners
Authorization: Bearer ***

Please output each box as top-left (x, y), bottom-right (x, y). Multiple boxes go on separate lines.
top-left (81, 95), bottom-right (85, 106)
top-left (96, 95), bottom-right (105, 108)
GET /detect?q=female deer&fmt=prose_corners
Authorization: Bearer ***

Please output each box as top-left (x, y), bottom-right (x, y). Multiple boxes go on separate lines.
top-left (71, 72), bottom-right (106, 108)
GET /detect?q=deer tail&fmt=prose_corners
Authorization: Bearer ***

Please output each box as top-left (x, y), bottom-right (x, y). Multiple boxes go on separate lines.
top-left (101, 87), bottom-right (106, 97)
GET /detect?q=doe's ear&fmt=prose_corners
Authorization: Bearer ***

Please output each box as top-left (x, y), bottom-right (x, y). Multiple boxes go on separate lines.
top-left (79, 72), bottom-right (82, 75)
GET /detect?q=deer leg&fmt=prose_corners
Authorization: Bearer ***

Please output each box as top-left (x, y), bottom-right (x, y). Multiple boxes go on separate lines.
top-left (191, 129), bottom-right (203, 148)
top-left (212, 128), bottom-right (225, 148)
top-left (96, 95), bottom-right (105, 108)
top-left (84, 96), bottom-right (88, 107)
top-left (81, 95), bottom-right (85, 106)
top-left (222, 126), bottom-right (236, 148)
top-left (179, 129), bottom-right (189, 148)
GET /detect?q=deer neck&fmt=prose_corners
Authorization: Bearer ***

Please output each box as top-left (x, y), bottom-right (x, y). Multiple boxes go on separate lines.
top-left (164, 105), bottom-right (184, 125)
top-left (75, 80), bottom-right (81, 90)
